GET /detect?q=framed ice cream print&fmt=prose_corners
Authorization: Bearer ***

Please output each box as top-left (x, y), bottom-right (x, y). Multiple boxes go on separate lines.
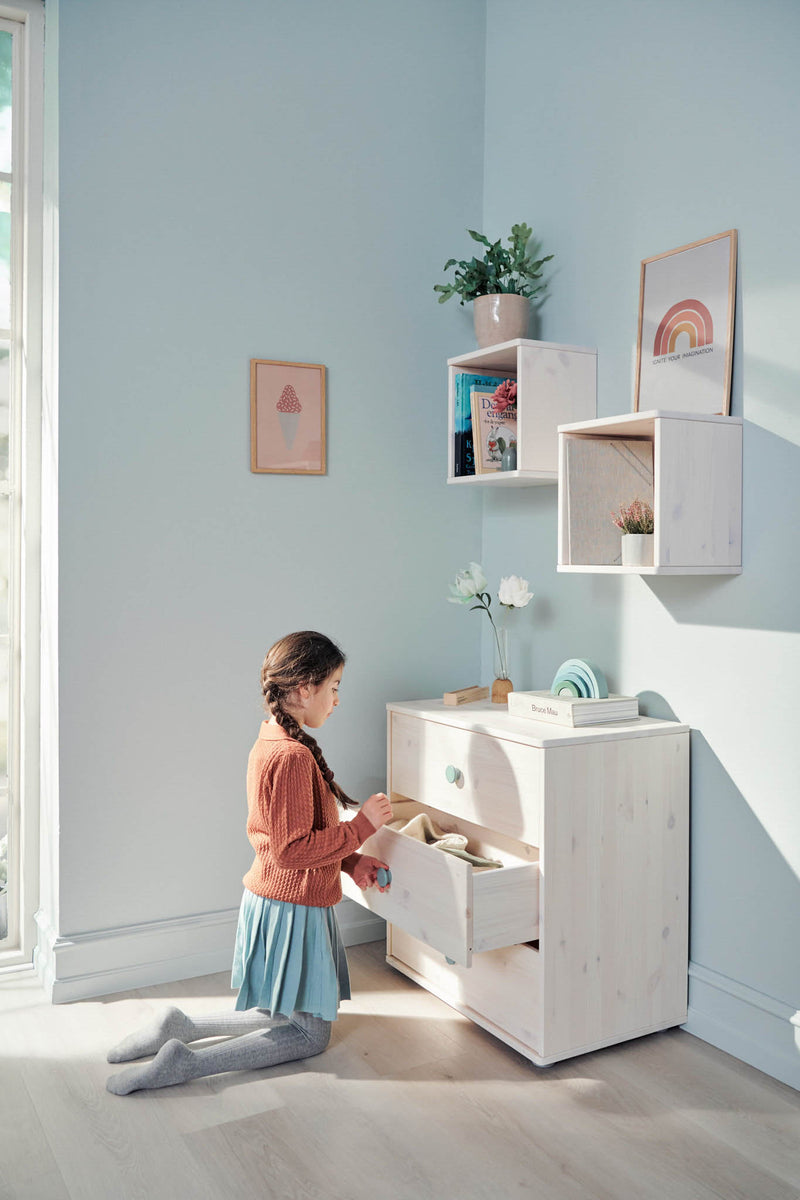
top-left (634, 230), bottom-right (737, 415)
top-left (250, 359), bottom-right (326, 474)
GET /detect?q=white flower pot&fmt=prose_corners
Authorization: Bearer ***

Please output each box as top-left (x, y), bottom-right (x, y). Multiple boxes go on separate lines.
top-left (473, 293), bottom-right (529, 348)
top-left (621, 533), bottom-right (654, 567)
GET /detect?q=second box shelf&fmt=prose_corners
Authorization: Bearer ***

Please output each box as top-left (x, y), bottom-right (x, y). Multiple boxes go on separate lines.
top-left (557, 409), bottom-right (743, 574)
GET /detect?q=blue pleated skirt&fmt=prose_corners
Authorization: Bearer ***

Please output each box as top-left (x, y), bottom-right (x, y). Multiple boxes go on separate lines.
top-left (231, 889), bottom-right (351, 1022)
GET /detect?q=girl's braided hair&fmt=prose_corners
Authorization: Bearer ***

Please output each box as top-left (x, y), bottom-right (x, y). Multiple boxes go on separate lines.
top-left (260, 631), bottom-right (357, 809)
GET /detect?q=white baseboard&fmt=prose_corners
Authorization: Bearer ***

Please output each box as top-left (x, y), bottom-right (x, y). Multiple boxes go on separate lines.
top-left (26, 916), bottom-right (800, 1092)
top-left (34, 900), bottom-right (386, 1004)
top-left (686, 961), bottom-right (800, 1092)
top-left (336, 897), bottom-right (387, 946)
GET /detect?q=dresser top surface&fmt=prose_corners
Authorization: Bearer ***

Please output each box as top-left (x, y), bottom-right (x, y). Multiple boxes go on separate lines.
top-left (386, 699), bottom-right (689, 749)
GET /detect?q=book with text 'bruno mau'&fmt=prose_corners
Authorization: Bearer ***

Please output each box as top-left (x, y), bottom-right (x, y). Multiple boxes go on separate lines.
top-left (507, 690), bottom-right (640, 727)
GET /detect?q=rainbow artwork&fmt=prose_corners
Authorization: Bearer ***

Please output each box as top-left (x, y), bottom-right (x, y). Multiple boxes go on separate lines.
top-left (653, 298), bottom-right (713, 357)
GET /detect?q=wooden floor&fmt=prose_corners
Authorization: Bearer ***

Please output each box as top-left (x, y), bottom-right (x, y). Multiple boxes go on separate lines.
top-left (1, 941), bottom-right (799, 1200)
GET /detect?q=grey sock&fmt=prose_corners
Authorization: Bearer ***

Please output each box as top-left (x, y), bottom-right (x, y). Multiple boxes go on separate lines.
top-left (106, 1005), bottom-right (281, 1063)
top-left (106, 1013), bottom-right (330, 1095)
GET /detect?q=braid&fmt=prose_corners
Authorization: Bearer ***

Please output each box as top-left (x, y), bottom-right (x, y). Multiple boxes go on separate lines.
top-left (260, 633), bottom-right (357, 810)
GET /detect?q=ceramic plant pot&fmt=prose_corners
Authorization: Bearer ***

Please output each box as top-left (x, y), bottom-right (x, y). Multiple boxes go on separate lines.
top-left (621, 533), bottom-right (654, 567)
top-left (473, 293), bottom-right (529, 348)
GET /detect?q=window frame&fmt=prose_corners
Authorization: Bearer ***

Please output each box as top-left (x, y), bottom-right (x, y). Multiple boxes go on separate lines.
top-left (0, 0), bottom-right (44, 969)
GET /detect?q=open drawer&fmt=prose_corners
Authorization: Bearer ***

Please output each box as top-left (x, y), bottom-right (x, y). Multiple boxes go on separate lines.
top-left (341, 800), bottom-right (539, 967)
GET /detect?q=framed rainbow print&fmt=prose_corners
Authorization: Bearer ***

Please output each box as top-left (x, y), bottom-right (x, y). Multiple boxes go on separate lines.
top-left (250, 358), bottom-right (326, 474)
top-left (634, 230), bottom-right (737, 415)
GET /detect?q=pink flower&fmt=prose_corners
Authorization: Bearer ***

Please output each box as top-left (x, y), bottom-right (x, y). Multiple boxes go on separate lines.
top-left (491, 378), bottom-right (517, 413)
top-left (610, 498), bottom-right (654, 534)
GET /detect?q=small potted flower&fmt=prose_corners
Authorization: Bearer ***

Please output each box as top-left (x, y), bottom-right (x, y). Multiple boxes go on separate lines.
top-left (611, 498), bottom-right (655, 567)
top-left (448, 563), bottom-right (534, 703)
top-left (434, 224), bottom-right (553, 348)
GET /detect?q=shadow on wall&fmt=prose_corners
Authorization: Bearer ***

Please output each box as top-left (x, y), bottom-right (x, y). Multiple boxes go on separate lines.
top-left (481, 484), bottom-right (623, 692)
top-left (640, 690), bottom-right (799, 1009)
top-left (645, 420), bottom-right (800, 634)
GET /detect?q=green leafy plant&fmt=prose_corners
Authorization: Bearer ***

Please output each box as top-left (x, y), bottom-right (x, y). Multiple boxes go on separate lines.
top-left (434, 223), bottom-right (553, 306)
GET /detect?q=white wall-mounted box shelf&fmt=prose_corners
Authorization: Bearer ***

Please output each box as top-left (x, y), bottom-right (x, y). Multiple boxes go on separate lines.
top-left (448, 338), bottom-right (597, 486)
top-left (557, 409), bottom-right (743, 574)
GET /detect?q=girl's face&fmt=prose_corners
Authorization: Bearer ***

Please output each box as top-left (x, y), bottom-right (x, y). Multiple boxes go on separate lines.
top-left (297, 666), bottom-right (343, 729)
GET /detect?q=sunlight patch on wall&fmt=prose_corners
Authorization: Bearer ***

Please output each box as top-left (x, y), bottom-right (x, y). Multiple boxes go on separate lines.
top-left (743, 354), bottom-right (800, 448)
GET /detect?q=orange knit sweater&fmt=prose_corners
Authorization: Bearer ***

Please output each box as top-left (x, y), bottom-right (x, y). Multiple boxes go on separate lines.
top-left (241, 721), bottom-right (376, 907)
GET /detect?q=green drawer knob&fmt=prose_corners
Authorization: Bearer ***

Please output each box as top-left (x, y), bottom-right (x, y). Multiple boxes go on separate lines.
top-left (445, 764), bottom-right (461, 784)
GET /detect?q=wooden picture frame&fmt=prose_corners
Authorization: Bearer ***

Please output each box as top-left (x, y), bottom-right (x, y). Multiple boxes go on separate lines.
top-left (634, 230), bottom-right (737, 415)
top-left (250, 358), bottom-right (326, 474)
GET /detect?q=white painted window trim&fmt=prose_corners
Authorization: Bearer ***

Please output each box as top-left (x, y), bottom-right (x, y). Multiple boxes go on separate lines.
top-left (0, 0), bottom-right (44, 970)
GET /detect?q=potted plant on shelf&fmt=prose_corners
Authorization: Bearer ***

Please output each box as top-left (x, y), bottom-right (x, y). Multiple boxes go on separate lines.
top-left (434, 223), bottom-right (553, 348)
top-left (611, 498), bottom-right (655, 567)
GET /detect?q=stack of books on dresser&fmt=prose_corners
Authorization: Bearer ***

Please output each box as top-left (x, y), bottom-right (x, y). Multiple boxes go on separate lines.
top-left (507, 690), bottom-right (639, 727)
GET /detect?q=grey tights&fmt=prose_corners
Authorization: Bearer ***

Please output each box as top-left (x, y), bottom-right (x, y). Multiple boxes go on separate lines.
top-left (105, 1006), bottom-right (330, 1095)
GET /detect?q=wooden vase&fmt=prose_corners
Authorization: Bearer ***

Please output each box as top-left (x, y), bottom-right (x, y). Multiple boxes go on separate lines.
top-left (491, 676), bottom-right (514, 704)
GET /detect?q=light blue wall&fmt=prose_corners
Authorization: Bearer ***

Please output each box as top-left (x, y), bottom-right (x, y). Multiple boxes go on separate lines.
top-left (483, 0), bottom-right (800, 1086)
top-left (48, 0), bottom-right (800, 1087)
top-left (54, 0), bottom-right (485, 934)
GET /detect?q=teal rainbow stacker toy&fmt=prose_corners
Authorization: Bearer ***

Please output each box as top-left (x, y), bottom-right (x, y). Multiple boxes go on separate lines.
top-left (550, 658), bottom-right (608, 699)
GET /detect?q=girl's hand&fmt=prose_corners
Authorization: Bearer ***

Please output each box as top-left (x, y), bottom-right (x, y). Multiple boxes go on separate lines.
top-left (361, 791), bottom-right (393, 830)
top-left (351, 855), bottom-right (391, 892)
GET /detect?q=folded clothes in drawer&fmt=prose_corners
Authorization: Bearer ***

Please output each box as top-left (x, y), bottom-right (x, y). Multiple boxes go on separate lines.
top-left (387, 809), bottom-right (503, 870)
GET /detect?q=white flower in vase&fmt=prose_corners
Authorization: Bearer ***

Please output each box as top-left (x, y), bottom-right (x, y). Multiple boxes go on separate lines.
top-left (448, 564), bottom-right (534, 704)
top-left (448, 562), bottom-right (488, 604)
top-left (498, 574), bottom-right (534, 608)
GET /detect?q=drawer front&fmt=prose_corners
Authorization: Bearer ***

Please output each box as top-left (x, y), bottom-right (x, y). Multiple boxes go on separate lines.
top-left (388, 927), bottom-right (543, 1058)
top-left (341, 820), bottom-right (539, 968)
top-left (390, 713), bottom-right (543, 845)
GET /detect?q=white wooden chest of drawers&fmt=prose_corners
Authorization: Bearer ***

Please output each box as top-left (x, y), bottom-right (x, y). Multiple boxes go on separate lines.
top-left (342, 699), bottom-right (690, 1066)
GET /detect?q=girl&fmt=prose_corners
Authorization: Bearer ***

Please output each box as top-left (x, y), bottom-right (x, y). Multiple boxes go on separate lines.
top-left (106, 631), bottom-right (393, 1095)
